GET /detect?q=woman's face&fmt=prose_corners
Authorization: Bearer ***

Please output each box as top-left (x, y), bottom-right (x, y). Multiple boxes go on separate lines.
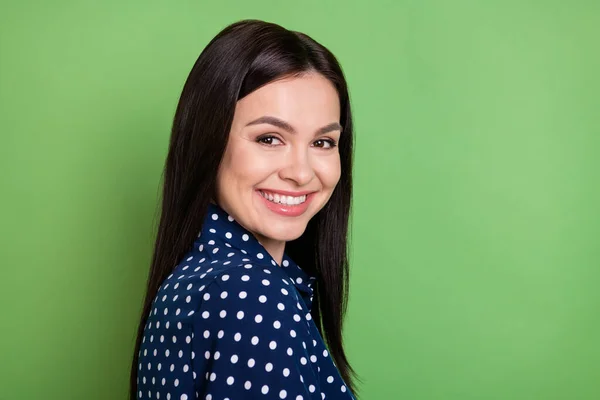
top-left (215, 72), bottom-right (342, 252)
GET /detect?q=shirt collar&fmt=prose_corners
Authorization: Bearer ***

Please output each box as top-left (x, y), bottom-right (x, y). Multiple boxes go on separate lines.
top-left (193, 202), bottom-right (317, 305)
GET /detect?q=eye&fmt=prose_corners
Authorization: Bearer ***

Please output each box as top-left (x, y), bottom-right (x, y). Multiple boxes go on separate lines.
top-left (256, 135), bottom-right (283, 146)
top-left (313, 139), bottom-right (337, 149)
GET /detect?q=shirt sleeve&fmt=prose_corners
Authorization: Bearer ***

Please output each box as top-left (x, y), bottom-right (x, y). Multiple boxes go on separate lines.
top-left (190, 264), bottom-right (322, 399)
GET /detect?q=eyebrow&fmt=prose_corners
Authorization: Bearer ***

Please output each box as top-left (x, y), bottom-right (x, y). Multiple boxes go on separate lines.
top-left (245, 115), bottom-right (342, 136)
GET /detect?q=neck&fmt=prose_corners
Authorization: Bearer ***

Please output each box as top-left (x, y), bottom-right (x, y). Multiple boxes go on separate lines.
top-left (209, 198), bottom-right (285, 266)
top-left (256, 235), bottom-right (285, 266)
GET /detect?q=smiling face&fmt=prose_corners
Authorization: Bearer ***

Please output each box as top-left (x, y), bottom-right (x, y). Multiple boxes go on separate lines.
top-left (214, 72), bottom-right (342, 262)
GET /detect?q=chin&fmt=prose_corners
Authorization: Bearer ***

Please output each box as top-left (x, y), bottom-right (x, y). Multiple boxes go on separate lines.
top-left (264, 221), bottom-right (309, 242)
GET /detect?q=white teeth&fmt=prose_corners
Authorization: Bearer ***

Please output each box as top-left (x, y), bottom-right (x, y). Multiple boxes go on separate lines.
top-left (260, 191), bottom-right (307, 205)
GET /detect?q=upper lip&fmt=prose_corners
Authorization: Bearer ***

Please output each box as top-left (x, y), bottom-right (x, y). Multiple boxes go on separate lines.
top-left (257, 189), bottom-right (316, 196)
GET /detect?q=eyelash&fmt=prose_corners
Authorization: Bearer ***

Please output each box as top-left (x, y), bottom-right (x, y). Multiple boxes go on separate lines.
top-left (256, 135), bottom-right (338, 149)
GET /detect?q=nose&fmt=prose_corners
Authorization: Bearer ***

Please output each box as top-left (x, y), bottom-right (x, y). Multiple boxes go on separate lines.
top-left (278, 147), bottom-right (315, 186)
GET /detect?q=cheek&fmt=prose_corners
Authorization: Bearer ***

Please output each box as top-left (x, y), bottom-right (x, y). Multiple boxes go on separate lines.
top-left (223, 141), bottom-right (273, 184)
top-left (316, 156), bottom-right (342, 189)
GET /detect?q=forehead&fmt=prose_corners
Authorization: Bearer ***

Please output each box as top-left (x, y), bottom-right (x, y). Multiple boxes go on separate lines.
top-left (233, 73), bottom-right (340, 128)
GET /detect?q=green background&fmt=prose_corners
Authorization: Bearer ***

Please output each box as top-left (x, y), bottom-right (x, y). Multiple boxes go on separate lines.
top-left (1, 1), bottom-right (598, 399)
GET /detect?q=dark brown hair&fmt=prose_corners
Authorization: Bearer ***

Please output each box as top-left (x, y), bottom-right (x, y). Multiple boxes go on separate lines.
top-left (130, 19), bottom-right (360, 399)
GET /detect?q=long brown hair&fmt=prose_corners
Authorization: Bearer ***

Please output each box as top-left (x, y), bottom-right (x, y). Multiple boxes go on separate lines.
top-left (130, 19), bottom-right (361, 399)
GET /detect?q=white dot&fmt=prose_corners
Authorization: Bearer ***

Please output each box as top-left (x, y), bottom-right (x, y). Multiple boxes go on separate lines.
top-left (183, 364), bottom-right (189, 372)
top-left (210, 372), bottom-right (216, 381)
top-left (245, 381), bottom-right (252, 390)
top-left (222, 274), bottom-right (230, 281)
top-left (242, 234), bottom-right (249, 241)
top-left (323, 349), bottom-right (329, 357)
top-left (234, 332), bottom-right (241, 341)
top-left (279, 390), bottom-right (287, 399)
top-left (242, 275), bottom-right (250, 281)
top-left (257, 253), bottom-right (264, 259)
top-left (203, 293), bottom-right (210, 301)
top-left (186, 336), bottom-right (191, 343)
top-left (290, 329), bottom-right (296, 338)
top-left (269, 340), bottom-right (277, 350)
top-left (262, 279), bottom-right (270, 286)
top-left (265, 362), bottom-right (273, 372)
top-left (237, 311), bottom-right (244, 319)
top-left (214, 351), bottom-right (220, 360)
top-left (277, 303), bottom-right (285, 311)
top-left (259, 295), bottom-right (267, 303)
top-left (283, 260), bottom-right (289, 267)
top-left (281, 288), bottom-right (288, 295)
top-left (261, 385), bottom-right (269, 394)
top-left (251, 336), bottom-right (259, 345)
top-left (218, 330), bottom-right (224, 338)
top-left (220, 291), bottom-right (228, 299)
top-left (231, 354), bottom-right (238, 363)
top-left (225, 232), bottom-right (232, 239)
top-left (300, 357), bottom-right (307, 365)
top-left (255, 314), bottom-right (263, 323)
top-left (309, 385), bottom-right (315, 393)
top-left (327, 376), bottom-right (334, 383)
top-left (204, 351), bottom-right (210, 359)
top-left (287, 347), bottom-right (293, 356)
top-left (341, 385), bottom-right (347, 392)
top-left (227, 376), bottom-right (234, 385)
top-left (248, 358), bottom-right (255, 368)
top-left (310, 355), bottom-right (317, 363)
top-left (211, 213), bottom-right (218, 220)
top-left (293, 314), bottom-right (301, 322)
top-left (202, 311), bottom-right (210, 319)
top-left (203, 330), bottom-right (210, 339)
top-left (220, 310), bottom-right (227, 318)
top-left (296, 277), bottom-right (303, 284)
top-left (274, 320), bottom-right (281, 329)
top-left (181, 395), bottom-right (188, 400)
top-left (239, 291), bottom-right (247, 299)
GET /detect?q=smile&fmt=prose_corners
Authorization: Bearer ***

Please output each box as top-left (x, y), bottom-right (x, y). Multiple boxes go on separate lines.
top-left (255, 189), bottom-right (316, 217)
top-left (258, 190), bottom-right (307, 205)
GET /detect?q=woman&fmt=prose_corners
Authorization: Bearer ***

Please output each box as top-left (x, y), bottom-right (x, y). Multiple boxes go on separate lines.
top-left (131, 19), bottom-right (359, 400)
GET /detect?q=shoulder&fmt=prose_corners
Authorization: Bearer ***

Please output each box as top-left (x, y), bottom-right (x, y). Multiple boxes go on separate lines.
top-left (210, 263), bottom-right (294, 292)
top-left (152, 258), bottom-right (300, 320)
top-left (192, 263), bottom-right (313, 345)
top-left (199, 263), bottom-right (302, 310)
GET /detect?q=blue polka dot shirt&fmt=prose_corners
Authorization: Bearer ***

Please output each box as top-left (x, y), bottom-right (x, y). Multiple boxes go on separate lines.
top-left (137, 202), bottom-right (356, 400)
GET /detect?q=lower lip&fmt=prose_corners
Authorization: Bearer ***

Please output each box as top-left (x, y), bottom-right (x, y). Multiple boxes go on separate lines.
top-left (256, 190), bottom-right (315, 217)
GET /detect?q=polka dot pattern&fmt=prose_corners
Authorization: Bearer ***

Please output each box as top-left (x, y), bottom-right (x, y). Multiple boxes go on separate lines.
top-left (136, 203), bottom-right (355, 399)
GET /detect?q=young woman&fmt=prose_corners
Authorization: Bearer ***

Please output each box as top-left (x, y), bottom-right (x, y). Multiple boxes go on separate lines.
top-left (131, 19), bottom-right (360, 400)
